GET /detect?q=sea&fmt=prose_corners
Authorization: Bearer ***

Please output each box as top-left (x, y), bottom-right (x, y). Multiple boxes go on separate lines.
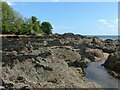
top-left (86, 35), bottom-right (120, 40)
top-left (97, 35), bottom-right (120, 40)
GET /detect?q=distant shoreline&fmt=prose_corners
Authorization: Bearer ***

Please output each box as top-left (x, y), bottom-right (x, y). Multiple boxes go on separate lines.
top-left (0, 34), bottom-right (119, 40)
top-left (0, 34), bottom-right (119, 36)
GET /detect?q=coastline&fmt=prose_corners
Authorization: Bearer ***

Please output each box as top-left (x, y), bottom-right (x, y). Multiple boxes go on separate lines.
top-left (1, 33), bottom-right (119, 89)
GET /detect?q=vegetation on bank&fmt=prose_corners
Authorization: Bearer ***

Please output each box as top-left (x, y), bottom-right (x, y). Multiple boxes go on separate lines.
top-left (1, 2), bottom-right (53, 35)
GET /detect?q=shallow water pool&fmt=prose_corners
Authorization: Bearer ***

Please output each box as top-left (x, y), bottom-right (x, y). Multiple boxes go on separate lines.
top-left (84, 60), bottom-right (120, 88)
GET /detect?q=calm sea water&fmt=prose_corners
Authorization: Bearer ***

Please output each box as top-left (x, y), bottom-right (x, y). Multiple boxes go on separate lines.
top-left (97, 36), bottom-right (120, 40)
top-left (86, 35), bottom-right (120, 40)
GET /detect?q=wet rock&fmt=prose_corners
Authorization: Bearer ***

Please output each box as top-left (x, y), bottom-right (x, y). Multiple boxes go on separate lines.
top-left (108, 71), bottom-right (120, 79)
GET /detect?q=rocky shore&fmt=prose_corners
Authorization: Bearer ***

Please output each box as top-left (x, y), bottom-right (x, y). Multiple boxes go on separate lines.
top-left (0, 33), bottom-right (119, 89)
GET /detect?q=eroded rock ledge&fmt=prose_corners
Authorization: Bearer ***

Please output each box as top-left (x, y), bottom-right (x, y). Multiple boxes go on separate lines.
top-left (1, 33), bottom-right (119, 89)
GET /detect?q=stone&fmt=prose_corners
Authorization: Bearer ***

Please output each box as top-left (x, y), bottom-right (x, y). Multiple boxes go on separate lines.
top-left (85, 48), bottom-right (104, 58)
top-left (38, 51), bottom-right (52, 58)
top-left (104, 51), bottom-right (120, 78)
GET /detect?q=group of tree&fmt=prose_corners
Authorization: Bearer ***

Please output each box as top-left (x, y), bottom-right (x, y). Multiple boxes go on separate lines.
top-left (1, 1), bottom-right (53, 35)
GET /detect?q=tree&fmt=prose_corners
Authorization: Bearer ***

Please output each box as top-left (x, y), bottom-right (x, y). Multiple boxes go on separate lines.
top-left (2, 2), bottom-right (25, 34)
top-left (1, 1), bottom-right (53, 35)
top-left (15, 18), bottom-right (24, 34)
top-left (2, 2), bottom-right (15, 34)
top-left (32, 16), bottom-right (37, 23)
top-left (41, 22), bottom-right (53, 34)
top-left (28, 16), bottom-right (43, 35)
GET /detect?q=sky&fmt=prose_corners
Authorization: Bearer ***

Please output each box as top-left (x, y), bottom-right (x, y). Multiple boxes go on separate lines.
top-left (9, 2), bottom-right (118, 35)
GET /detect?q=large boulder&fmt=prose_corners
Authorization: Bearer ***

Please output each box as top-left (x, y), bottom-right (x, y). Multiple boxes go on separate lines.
top-left (52, 47), bottom-right (81, 61)
top-left (104, 51), bottom-right (120, 78)
top-left (85, 48), bottom-right (104, 58)
top-left (92, 37), bottom-right (103, 45)
top-left (102, 39), bottom-right (118, 53)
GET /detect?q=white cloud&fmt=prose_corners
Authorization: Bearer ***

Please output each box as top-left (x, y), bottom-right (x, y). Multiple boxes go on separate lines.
top-left (98, 18), bottom-right (118, 34)
top-left (98, 19), bottom-right (118, 28)
top-left (98, 19), bottom-right (109, 25)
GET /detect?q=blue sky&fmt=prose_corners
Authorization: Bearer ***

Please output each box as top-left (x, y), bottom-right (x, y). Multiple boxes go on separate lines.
top-left (11, 2), bottom-right (118, 35)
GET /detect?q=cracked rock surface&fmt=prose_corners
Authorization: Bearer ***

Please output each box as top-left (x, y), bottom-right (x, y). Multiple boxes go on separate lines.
top-left (2, 34), bottom-right (119, 89)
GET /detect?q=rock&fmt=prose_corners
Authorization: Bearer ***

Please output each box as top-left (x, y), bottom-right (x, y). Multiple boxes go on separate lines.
top-left (47, 78), bottom-right (58, 83)
top-left (52, 48), bottom-right (81, 61)
top-left (105, 39), bottom-right (113, 43)
top-left (14, 83), bottom-right (30, 90)
top-left (12, 51), bottom-right (18, 56)
top-left (104, 51), bottom-right (120, 78)
top-left (85, 48), bottom-right (104, 58)
top-left (4, 81), bottom-right (14, 89)
top-left (38, 51), bottom-right (52, 58)
top-left (43, 41), bottom-right (48, 46)
top-left (0, 78), bottom-right (5, 89)
top-left (102, 46), bottom-right (116, 53)
top-left (84, 48), bottom-right (106, 62)
top-left (108, 71), bottom-right (120, 79)
top-left (83, 53), bottom-right (95, 61)
top-left (2, 34), bottom-right (105, 89)
top-left (16, 76), bottom-right (26, 83)
top-left (66, 59), bottom-right (87, 68)
top-left (0, 86), bottom-right (4, 89)
top-left (19, 86), bottom-right (31, 90)
top-left (34, 63), bottom-right (53, 71)
top-left (63, 33), bottom-right (75, 37)
top-left (92, 37), bottom-right (103, 45)
top-left (102, 39), bottom-right (117, 53)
